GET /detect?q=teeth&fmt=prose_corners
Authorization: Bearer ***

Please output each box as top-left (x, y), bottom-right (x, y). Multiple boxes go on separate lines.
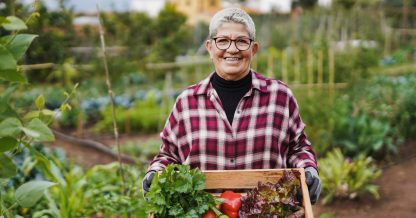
top-left (225, 57), bottom-right (240, 61)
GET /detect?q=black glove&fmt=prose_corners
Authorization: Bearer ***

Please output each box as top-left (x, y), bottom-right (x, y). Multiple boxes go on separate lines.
top-left (305, 167), bottom-right (321, 204)
top-left (142, 171), bottom-right (155, 197)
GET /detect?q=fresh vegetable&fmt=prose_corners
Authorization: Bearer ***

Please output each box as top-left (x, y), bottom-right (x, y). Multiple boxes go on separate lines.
top-left (202, 206), bottom-right (230, 218)
top-left (202, 209), bottom-right (217, 218)
top-left (239, 170), bottom-right (304, 217)
top-left (220, 191), bottom-right (241, 218)
top-left (145, 164), bottom-right (218, 218)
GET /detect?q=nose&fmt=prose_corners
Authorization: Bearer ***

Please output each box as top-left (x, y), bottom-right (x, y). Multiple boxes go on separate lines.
top-left (227, 41), bottom-right (239, 53)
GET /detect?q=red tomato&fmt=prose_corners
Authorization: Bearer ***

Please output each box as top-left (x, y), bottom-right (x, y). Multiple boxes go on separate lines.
top-left (202, 209), bottom-right (217, 218)
top-left (220, 191), bottom-right (242, 218)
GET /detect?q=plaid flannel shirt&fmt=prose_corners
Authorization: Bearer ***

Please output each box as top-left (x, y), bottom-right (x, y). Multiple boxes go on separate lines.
top-left (147, 71), bottom-right (317, 172)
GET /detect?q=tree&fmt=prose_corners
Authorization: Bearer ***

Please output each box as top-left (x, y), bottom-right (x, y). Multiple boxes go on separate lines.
top-left (148, 3), bottom-right (192, 63)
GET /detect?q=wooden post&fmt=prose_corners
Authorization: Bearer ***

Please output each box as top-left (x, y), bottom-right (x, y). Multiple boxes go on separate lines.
top-left (267, 52), bottom-right (274, 79)
top-left (328, 47), bottom-right (335, 96)
top-left (307, 46), bottom-right (314, 84)
top-left (402, 0), bottom-right (410, 43)
top-left (165, 71), bottom-right (173, 98)
top-left (384, 28), bottom-right (392, 56)
top-left (282, 49), bottom-right (289, 83)
top-left (294, 47), bottom-right (301, 84)
top-left (318, 49), bottom-right (323, 84)
top-left (162, 71), bottom-right (174, 130)
top-left (307, 46), bottom-right (314, 97)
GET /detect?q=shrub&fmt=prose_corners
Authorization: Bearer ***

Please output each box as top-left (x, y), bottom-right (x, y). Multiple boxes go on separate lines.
top-left (117, 139), bottom-right (161, 160)
top-left (395, 75), bottom-right (416, 139)
top-left (333, 112), bottom-right (398, 158)
top-left (94, 92), bottom-right (170, 134)
top-left (57, 108), bottom-right (81, 128)
top-left (319, 148), bottom-right (381, 204)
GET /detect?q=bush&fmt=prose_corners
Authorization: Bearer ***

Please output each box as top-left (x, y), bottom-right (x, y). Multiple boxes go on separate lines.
top-left (319, 148), bottom-right (381, 204)
top-left (333, 112), bottom-right (398, 158)
top-left (295, 89), bottom-right (346, 157)
top-left (94, 92), bottom-right (170, 134)
top-left (395, 75), bottom-right (416, 139)
top-left (76, 163), bottom-right (147, 217)
top-left (117, 139), bottom-right (161, 160)
top-left (57, 108), bottom-right (81, 128)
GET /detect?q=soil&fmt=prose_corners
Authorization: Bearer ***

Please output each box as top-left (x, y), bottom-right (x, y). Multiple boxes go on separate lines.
top-left (49, 132), bottom-right (416, 218)
top-left (313, 139), bottom-right (416, 218)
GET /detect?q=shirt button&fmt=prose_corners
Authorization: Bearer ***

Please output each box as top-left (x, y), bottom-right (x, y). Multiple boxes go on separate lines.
top-left (230, 159), bottom-right (235, 163)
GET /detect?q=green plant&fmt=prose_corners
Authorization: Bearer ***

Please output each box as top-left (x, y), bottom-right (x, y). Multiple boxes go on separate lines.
top-left (334, 112), bottom-right (398, 157)
top-left (117, 139), bottom-right (161, 160)
top-left (146, 164), bottom-right (218, 218)
top-left (395, 75), bottom-right (416, 139)
top-left (7, 146), bottom-right (147, 218)
top-left (0, 144), bottom-right (68, 217)
top-left (73, 163), bottom-right (146, 217)
top-left (319, 148), bottom-right (381, 204)
top-left (94, 93), bottom-right (169, 133)
top-left (0, 13), bottom-right (80, 217)
top-left (295, 89), bottom-right (346, 157)
top-left (335, 48), bottom-right (379, 82)
top-left (57, 107), bottom-right (81, 129)
top-left (239, 170), bottom-right (303, 217)
top-left (0, 14), bottom-right (57, 217)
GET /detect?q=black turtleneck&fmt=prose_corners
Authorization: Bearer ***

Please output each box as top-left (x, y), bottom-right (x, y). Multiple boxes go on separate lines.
top-left (211, 72), bottom-right (252, 125)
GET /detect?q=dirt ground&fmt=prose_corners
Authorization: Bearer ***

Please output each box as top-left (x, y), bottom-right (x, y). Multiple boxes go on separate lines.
top-left (49, 132), bottom-right (416, 218)
top-left (313, 140), bottom-right (416, 218)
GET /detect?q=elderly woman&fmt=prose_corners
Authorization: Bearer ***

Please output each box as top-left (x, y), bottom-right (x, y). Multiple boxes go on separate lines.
top-left (143, 8), bottom-right (321, 204)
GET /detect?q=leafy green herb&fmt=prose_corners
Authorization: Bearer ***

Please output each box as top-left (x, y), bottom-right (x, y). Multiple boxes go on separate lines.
top-left (239, 170), bottom-right (304, 217)
top-left (145, 164), bottom-right (217, 218)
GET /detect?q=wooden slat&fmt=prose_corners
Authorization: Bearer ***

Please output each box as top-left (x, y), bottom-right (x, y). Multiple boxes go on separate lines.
top-left (299, 168), bottom-right (314, 218)
top-left (203, 169), bottom-right (285, 189)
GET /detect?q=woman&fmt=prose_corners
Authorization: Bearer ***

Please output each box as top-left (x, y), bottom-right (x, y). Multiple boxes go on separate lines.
top-left (143, 7), bottom-right (321, 204)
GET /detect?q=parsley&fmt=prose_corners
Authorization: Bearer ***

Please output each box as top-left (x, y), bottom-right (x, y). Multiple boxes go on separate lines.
top-left (145, 164), bottom-right (217, 218)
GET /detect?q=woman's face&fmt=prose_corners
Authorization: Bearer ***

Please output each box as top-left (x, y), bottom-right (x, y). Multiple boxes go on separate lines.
top-left (205, 22), bottom-right (258, 81)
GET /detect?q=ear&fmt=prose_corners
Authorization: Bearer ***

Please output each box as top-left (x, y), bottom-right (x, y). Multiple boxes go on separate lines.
top-left (251, 41), bottom-right (259, 57)
top-left (205, 39), bottom-right (213, 58)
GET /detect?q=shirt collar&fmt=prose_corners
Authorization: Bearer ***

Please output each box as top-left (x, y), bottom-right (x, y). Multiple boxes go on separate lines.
top-left (193, 70), bottom-right (269, 96)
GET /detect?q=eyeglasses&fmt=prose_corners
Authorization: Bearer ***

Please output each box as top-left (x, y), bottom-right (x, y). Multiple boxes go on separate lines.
top-left (212, 37), bottom-right (253, 51)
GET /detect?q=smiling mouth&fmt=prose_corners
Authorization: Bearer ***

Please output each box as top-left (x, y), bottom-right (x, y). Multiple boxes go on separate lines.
top-left (224, 57), bottom-right (241, 61)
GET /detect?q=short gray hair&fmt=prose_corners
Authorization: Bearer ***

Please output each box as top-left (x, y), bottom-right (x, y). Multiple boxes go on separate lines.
top-left (209, 7), bottom-right (256, 40)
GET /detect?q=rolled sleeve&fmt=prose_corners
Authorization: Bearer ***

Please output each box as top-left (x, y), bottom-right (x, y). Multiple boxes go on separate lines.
top-left (147, 97), bottom-right (186, 173)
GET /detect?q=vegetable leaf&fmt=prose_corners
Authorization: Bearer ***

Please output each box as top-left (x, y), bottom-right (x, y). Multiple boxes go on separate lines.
top-left (239, 170), bottom-right (304, 217)
top-left (145, 164), bottom-right (217, 218)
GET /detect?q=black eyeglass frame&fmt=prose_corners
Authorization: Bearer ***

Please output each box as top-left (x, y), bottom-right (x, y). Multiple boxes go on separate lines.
top-left (211, 37), bottom-right (254, 51)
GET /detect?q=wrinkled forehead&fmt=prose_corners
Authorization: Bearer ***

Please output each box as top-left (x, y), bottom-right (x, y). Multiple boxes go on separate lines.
top-left (214, 22), bottom-right (250, 38)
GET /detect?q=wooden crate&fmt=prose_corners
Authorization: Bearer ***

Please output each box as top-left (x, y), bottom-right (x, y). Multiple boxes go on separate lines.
top-left (203, 168), bottom-right (313, 218)
top-left (149, 168), bottom-right (313, 218)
